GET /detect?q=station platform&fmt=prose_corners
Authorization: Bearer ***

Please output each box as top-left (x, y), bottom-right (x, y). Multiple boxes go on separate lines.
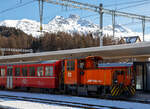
top-left (129, 91), bottom-right (150, 102)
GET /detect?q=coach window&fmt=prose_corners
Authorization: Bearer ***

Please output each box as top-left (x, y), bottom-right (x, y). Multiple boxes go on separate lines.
top-left (15, 67), bottom-right (20, 76)
top-left (29, 67), bottom-right (35, 76)
top-left (37, 66), bottom-right (44, 76)
top-left (22, 67), bottom-right (28, 76)
top-left (127, 67), bottom-right (132, 75)
top-left (67, 60), bottom-right (75, 71)
top-left (1, 68), bottom-right (5, 77)
top-left (45, 66), bottom-right (53, 76)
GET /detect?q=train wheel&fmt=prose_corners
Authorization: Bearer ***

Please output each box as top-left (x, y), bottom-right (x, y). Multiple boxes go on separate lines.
top-left (0, 86), bottom-right (5, 90)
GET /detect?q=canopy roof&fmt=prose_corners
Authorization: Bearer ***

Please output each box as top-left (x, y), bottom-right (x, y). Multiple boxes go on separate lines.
top-left (0, 42), bottom-right (150, 63)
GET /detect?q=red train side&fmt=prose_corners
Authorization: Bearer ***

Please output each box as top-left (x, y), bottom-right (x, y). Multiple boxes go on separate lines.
top-left (0, 60), bottom-right (62, 90)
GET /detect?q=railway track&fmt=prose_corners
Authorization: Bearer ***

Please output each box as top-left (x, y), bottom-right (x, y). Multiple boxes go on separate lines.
top-left (0, 90), bottom-right (150, 109)
top-left (0, 94), bottom-right (123, 109)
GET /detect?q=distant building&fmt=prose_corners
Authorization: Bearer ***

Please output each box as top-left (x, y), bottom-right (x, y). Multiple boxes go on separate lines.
top-left (123, 36), bottom-right (141, 44)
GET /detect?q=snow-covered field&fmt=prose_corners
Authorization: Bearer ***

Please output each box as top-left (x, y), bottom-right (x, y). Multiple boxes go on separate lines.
top-left (0, 91), bottom-right (150, 109)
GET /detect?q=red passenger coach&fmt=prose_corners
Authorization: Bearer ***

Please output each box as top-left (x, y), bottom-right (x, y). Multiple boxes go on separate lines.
top-left (0, 60), bottom-right (62, 90)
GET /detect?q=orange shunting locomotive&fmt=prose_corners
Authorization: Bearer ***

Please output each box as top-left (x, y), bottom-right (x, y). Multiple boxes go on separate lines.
top-left (0, 56), bottom-right (135, 97)
top-left (64, 56), bottom-right (135, 96)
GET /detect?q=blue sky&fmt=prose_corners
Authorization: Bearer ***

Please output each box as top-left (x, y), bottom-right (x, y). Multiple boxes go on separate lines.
top-left (1, 0), bottom-right (150, 33)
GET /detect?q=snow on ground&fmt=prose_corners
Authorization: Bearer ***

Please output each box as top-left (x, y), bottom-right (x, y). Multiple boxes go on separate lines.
top-left (0, 91), bottom-right (150, 109)
top-left (0, 98), bottom-right (78, 109)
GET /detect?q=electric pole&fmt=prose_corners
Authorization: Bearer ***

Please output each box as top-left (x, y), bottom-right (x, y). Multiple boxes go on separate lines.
top-left (99, 4), bottom-right (103, 46)
top-left (39, 0), bottom-right (44, 32)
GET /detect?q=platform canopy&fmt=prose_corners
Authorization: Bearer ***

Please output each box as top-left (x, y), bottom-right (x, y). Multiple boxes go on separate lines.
top-left (0, 42), bottom-right (150, 63)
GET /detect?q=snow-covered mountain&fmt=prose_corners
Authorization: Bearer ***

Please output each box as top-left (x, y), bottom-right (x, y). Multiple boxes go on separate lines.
top-left (0, 14), bottom-right (149, 41)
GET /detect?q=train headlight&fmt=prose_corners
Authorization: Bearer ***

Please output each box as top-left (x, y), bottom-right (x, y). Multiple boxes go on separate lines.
top-left (114, 79), bottom-right (118, 84)
top-left (131, 79), bottom-right (135, 85)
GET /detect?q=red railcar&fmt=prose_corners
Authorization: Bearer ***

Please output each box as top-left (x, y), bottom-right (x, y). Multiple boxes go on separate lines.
top-left (0, 60), bottom-right (62, 90)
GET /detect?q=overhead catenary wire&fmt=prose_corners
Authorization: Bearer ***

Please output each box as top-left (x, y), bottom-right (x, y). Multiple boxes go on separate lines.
top-left (104, 0), bottom-right (149, 7)
top-left (118, 0), bottom-right (150, 10)
top-left (0, 0), bottom-right (35, 14)
top-left (40, 0), bottom-right (150, 43)
top-left (41, 0), bottom-right (150, 21)
top-left (81, 14), bottom-right (98, 19)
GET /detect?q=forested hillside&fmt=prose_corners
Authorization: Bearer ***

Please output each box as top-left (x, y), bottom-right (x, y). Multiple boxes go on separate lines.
top-left (0, 26), bottom-right (125, 54)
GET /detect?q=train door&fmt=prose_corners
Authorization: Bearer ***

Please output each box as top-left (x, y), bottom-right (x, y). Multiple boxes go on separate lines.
top-left (78, 59), bottom-right (85, 84)
top-left (64, 59), bottom-right (78, 84)
top-left (146, 63), bottom-right (150, 91)
top-left (7, 66), bottom-right (13, 89)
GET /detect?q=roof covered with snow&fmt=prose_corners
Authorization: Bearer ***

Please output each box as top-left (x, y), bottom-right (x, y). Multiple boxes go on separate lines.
top-left (124, 36), bottom-right (141, 43)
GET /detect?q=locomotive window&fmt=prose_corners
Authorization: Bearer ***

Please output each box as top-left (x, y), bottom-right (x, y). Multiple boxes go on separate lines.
top-left (29, 67), bottom-right (35, 76)
top-left (67, 60), bottom-right (75, 71)
top-left (1, 68), bottom-right (5, 77)
top-left (78, 60), bottom-right (85, 69)
top-left (22, 67), bottom-right (28, 76)
top-left (45, 66), bottom-right (53, 76)
top-left (15, 68), bottom-right (20, 76)
top-left (37, 67), bottom-right (44, 76)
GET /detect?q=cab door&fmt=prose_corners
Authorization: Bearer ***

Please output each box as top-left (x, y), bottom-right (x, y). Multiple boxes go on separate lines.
top-left (64, 59), bottom-right (78, 85)
top-left (7, 66), bottom-right (13, 89)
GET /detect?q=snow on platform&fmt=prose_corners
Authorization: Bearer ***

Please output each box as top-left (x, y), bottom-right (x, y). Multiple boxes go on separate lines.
top-left (0, 91), bottom-right (150, 109)
top-left (130, 91), bottom-right (150, 102)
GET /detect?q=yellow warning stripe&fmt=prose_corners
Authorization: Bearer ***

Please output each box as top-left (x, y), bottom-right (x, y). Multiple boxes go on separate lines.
top-left (131, 86), bottom-right (136, 93)
top-left (130, 86), bottom-right (135, 95)
top-left (112, 86), bottom-right (118, 96)
top-left (111, 85), bottom-right (117, 94)
top-left (111, 85), bottom-right (135, 96)
top-left (127, 86), bottom-right (132, 95)
top-left (127, 86), bottom-right (134, 95)
top-left (118, 88), bottom-right (123, 96)
top-left (112, 86), bottom-right (119, 96)
top-left (115, 87), bottom-right (120, 96)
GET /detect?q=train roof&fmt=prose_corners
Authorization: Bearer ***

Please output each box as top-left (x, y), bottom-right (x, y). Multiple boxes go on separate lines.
top-left (39, 60), bottom-right (59, 64)
top-left (63, 56), bottom-right (103, 60)
top-left (98, 62), bottom-right (133, 68)
top-left (0, 60), bottom-right (60, 66)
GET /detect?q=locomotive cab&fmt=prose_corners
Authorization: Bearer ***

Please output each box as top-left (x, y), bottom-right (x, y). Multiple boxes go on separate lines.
top-left (64, 56), bottom-right (103, 95)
